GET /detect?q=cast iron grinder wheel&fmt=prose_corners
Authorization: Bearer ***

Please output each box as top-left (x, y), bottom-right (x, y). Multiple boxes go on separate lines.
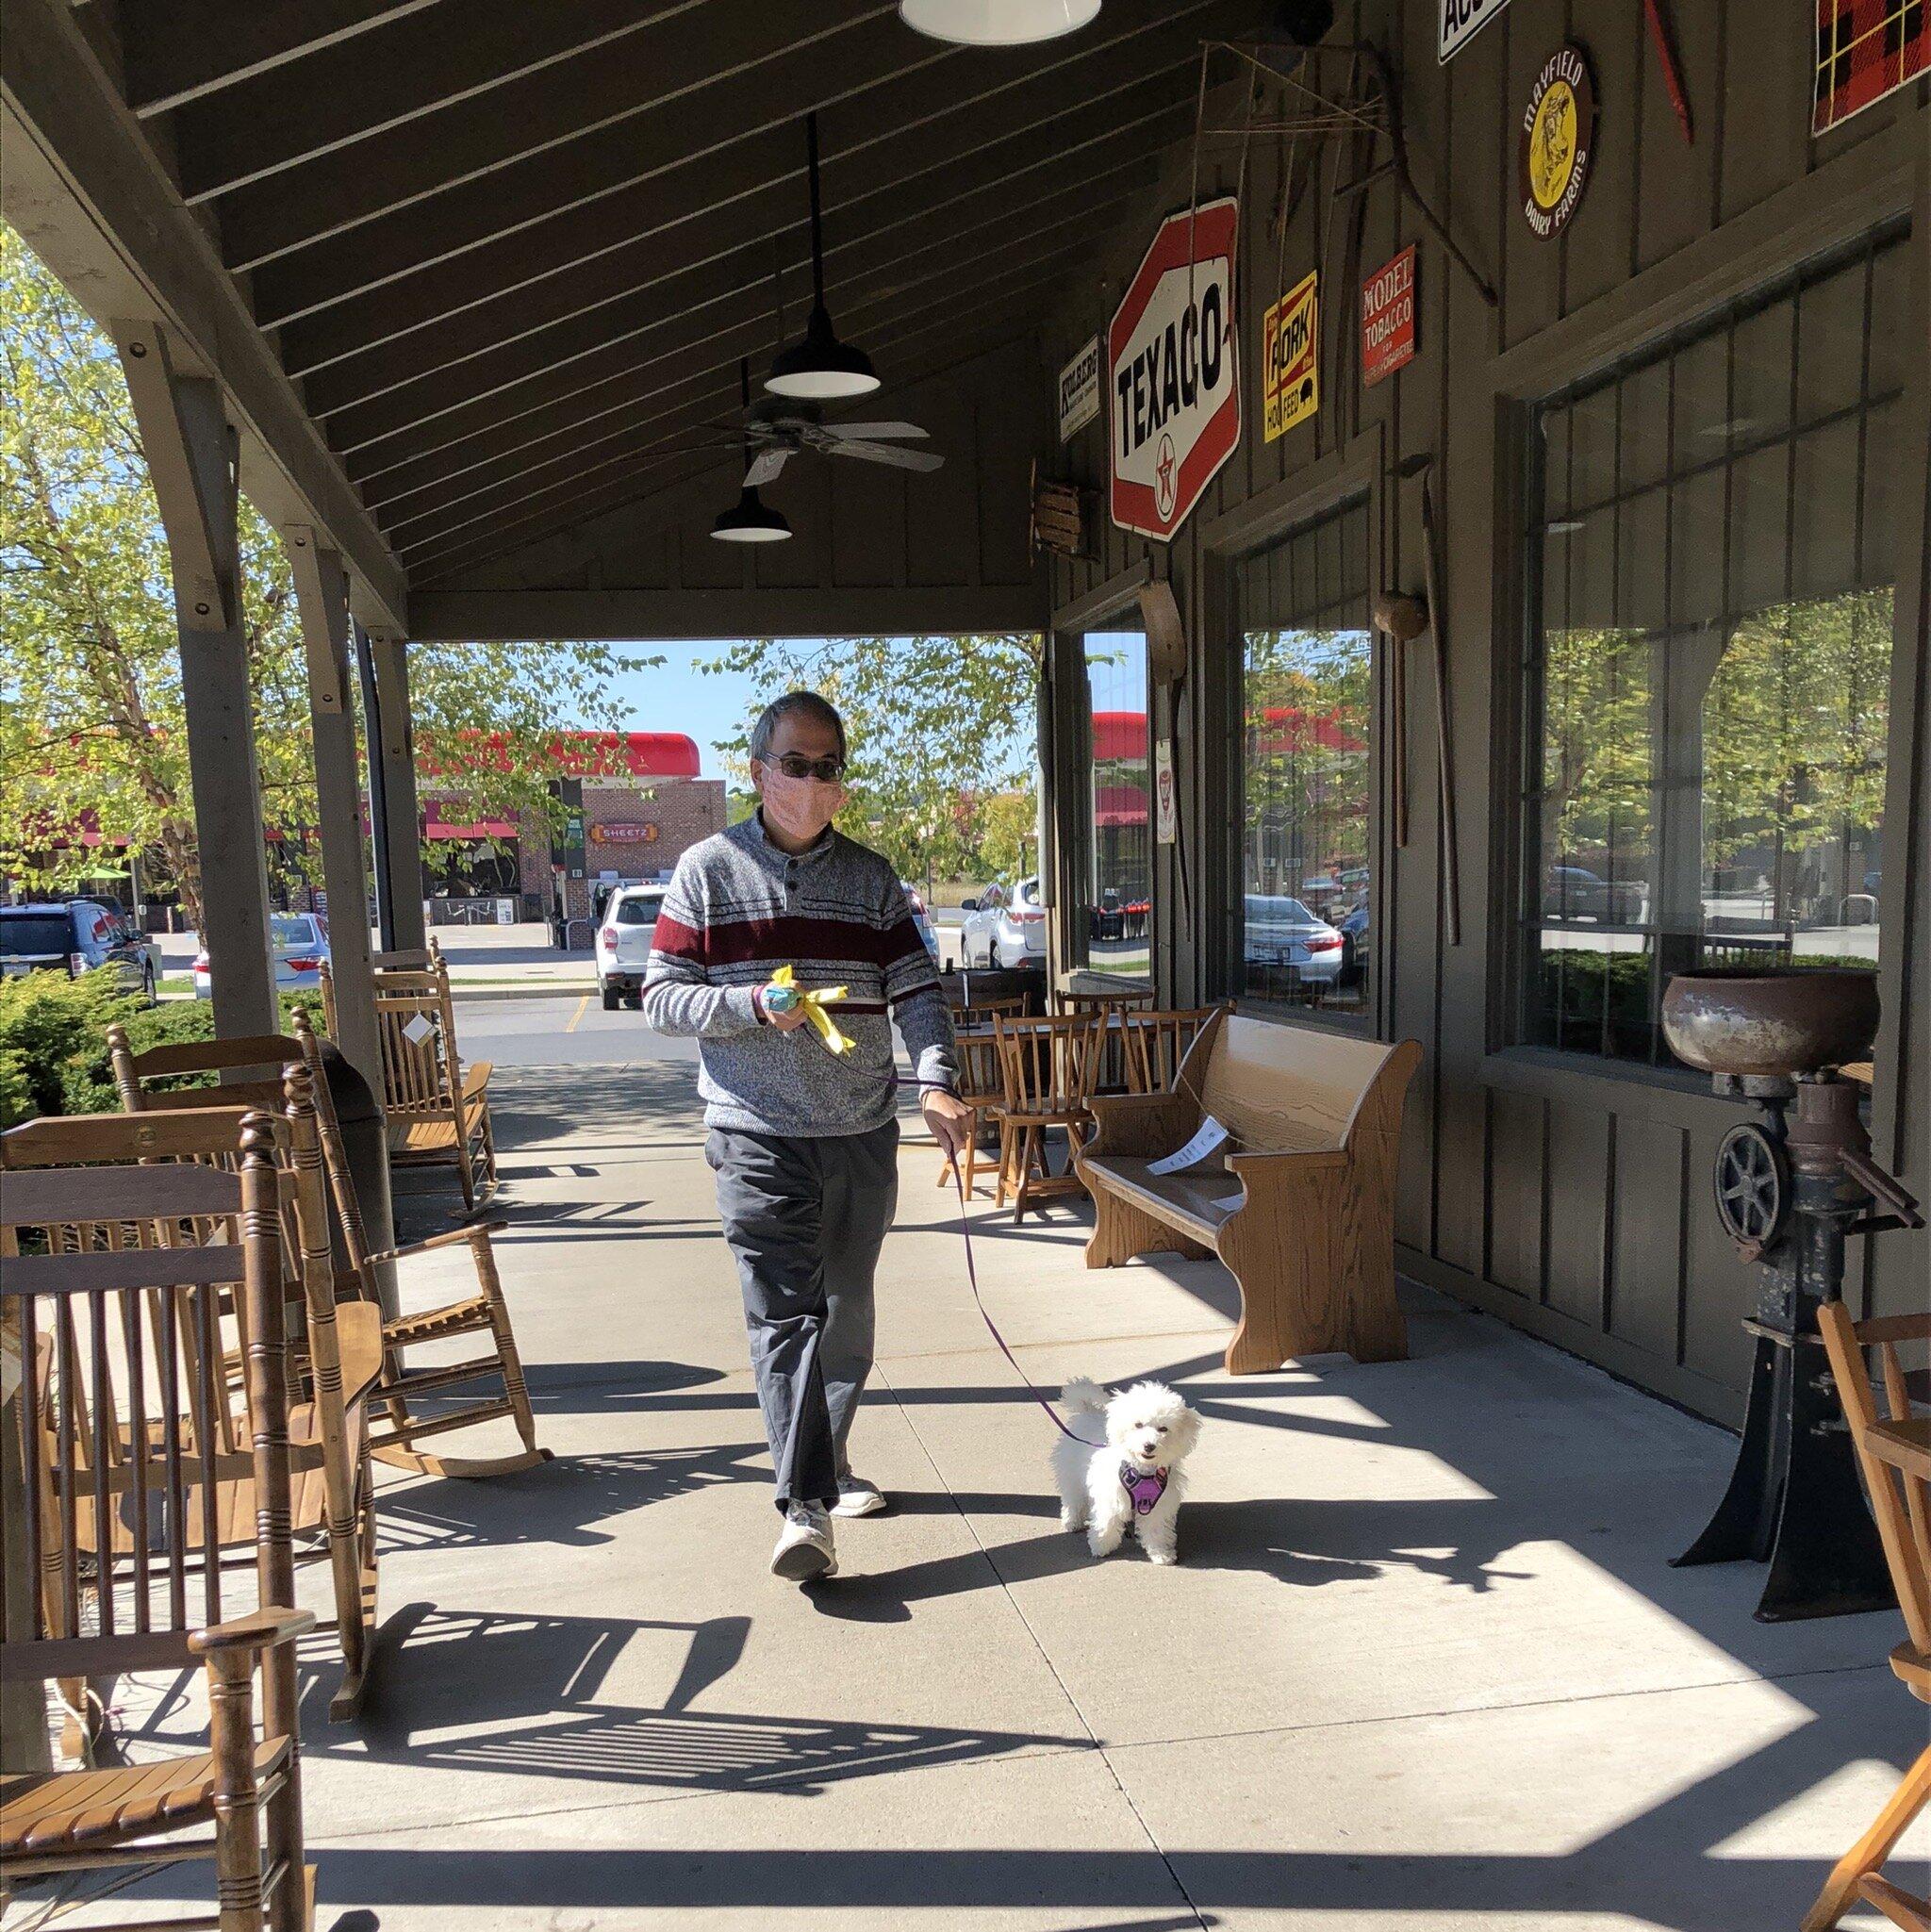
top-left (1714, 1120), bottom-right (1788, 1262)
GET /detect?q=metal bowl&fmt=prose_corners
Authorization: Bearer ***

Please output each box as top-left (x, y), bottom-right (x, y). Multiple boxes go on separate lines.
top-left (1660, 968), bottom-right (1879, 1076)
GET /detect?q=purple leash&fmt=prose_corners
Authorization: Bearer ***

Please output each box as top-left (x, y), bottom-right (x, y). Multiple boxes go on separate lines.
top-left (946, 1159), bottom-right (1086, 1442)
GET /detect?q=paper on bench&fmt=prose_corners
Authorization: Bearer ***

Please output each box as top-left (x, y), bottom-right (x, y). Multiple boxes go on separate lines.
top-left (1147, 1115), bottom-right (1230, 1176)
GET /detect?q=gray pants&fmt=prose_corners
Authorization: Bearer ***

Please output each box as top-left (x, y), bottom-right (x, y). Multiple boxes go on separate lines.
top-left (705, 1122), bottom-right (899, 1511)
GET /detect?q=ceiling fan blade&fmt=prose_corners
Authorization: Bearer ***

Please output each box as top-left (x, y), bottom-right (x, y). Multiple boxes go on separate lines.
top-left (816, 421), bottom-right (929, 440)
top-left (743, 447), bottom-right (791, 487)
top-left (826, 438), bottom-right (945, 471)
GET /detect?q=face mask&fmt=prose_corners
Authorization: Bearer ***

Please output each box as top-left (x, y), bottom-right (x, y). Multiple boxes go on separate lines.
top-left (758, 766), bottom-right (847, 843)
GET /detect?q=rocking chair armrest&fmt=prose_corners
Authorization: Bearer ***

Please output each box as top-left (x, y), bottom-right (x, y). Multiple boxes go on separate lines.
top-left (190, 1606), bottom-right (318, 1656)
top-left (370, 1220), bottom-right (510, 1264)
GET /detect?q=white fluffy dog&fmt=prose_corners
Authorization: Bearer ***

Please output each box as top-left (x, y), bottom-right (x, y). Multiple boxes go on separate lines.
top-left (1051, 1378), bottom-right (1201, 1564)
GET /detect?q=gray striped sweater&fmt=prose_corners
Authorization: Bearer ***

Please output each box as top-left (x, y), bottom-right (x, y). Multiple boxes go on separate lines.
top-left (641, 813), bottom-right (958, 1136)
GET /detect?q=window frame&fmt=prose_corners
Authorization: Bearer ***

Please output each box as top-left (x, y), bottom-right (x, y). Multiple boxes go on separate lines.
top-left (1491, 211), bottom-right (1919, 1091)
top-left (1203, 431), bottom-right (1390, 1040)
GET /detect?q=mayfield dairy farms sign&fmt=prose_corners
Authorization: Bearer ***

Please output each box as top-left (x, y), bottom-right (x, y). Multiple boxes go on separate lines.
top-left (1109, 197), bottom-right (1240, 542)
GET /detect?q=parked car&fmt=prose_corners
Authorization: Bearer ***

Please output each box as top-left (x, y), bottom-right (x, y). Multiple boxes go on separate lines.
top-left (898, 882), bottom-right (939, 959)
top-left (1337, 901), bottom-right (1371, 988)
top-left (596, 883), bottom-right (667, 1010)
top-left (1242, 894), bottom-right (1345, 985)
top-left (191, 911), bottom-right (329, 999)
top-left (2, 900), bottom-right (160, 1001)
top-left (1542, 865), bottom-right (1643, 924)
top-left (959, 876), bottom-right (1048, 969)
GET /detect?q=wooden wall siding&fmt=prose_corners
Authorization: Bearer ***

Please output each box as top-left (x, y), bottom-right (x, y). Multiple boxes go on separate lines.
top-left (420, 336), bottom-right (1049, 635)
top-left (1044, 0), bottom-right (1928, 1427)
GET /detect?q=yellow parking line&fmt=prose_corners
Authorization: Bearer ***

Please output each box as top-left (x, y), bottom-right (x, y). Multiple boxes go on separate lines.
top-left (565, 992), bottom-right (590, 1033)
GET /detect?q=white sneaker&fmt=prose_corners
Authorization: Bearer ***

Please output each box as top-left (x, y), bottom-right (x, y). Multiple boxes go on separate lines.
top-left (833, 1472), bottom-right (886, 1518)
top-left (770, 1502), bottom-right (837, 1581)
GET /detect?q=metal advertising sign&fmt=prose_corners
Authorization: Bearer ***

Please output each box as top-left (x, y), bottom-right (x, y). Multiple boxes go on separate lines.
top-left (1361, 245), bottom-right (1417, 388)
top-left (1518, 44), bottom-right (1596, 239)
top-left (1262, 269), bottom-right (1319, 443)
top-left (1439, 0), bottom-right (1513, 61)
top-left (1108, 197), bottom-right (1240, 542)
top-left (1057, 334), bottom-right (1101, 442)
top-left (1153, 739), bottom-right (1177, 846)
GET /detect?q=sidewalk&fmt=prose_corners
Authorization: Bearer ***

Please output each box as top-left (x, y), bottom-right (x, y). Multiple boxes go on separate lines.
top-left (111, 1059), bottom-right (1923, 1928)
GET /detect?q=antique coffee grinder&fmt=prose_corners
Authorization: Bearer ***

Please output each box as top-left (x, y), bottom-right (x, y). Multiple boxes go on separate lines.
top-left (1659, 969), bottom-right (1923, 1621)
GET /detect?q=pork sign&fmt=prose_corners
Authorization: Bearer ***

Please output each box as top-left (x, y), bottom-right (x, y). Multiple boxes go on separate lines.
top-left (1109, 197), bottom-right (1240, 542)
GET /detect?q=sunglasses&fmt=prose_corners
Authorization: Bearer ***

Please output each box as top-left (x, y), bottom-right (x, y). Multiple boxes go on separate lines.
top-left (766, 753), bottom-right (846, 782)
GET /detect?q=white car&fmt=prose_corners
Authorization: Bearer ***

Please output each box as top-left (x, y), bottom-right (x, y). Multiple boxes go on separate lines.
top-left (193, 912), bottom-right (330, 999)
top-left (960, 876), bottom-right (1048, 969)
top-left (1242, 894), bottom-right (1345, 986)
top-left (595, 883), bottom-right (666, 1009)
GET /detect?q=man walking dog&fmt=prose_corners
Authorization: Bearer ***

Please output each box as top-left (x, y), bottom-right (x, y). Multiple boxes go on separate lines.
top-left (643, 692), bottom-right (971, 1581)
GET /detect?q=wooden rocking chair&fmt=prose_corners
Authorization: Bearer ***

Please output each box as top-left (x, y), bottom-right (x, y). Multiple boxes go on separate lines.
top-left (109, 1021), bottom-right (548, 1482)
top-left (3, 1086), bottom-right (384, 1723)
top-left (1805, 1302), bottom-right (1931, 1931)
top-left (322, 950), bottom-right (496, 1214)
top-left (1, 1112), bottom-right (316, 1929)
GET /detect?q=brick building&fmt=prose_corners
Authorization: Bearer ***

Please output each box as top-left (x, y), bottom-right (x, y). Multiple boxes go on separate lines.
top-left (421, 731), bottom-right (725, 926)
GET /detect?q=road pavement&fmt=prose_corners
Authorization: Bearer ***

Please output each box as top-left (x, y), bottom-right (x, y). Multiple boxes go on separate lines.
top-left (454, 989), bottom-right (699, 1067)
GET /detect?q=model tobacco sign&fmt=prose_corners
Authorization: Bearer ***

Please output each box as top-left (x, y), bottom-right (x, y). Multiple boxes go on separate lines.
top-left (1108, 197), bottom-right (1240, 542)
top-left (1361, 246), bottom-right (1417, 388)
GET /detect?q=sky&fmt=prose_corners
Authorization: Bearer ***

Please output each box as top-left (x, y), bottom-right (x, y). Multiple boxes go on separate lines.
top-left (600, 640), bottom-right (767, 780)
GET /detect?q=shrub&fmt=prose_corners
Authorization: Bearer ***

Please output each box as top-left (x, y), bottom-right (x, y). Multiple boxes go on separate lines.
top-left (0, 971), bottom-right (326, 1127)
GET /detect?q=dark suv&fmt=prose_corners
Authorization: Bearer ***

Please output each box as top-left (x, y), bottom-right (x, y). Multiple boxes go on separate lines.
top-left (2, 900), bottom-right (159, 1000)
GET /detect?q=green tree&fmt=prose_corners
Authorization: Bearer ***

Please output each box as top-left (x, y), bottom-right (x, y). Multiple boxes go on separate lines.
top-left (976, 788), bottom-right (1040, 881)
top-left (1, 225), bottom-right (641, 918)
top-left (704, 633), bottom-right (1041, 881)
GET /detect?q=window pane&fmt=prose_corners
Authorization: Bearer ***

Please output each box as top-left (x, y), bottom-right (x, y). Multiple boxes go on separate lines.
top-left (1083, 631), bottom-right (1150, 979)
top-left (1239, 495), bottom-right (1373, 1021)
top-left (1524, 229), bottom-right (1900, 1067)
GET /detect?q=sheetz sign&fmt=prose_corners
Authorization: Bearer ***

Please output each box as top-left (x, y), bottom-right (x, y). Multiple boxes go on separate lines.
top-left (1108, 197), bottom-right (1240, 541)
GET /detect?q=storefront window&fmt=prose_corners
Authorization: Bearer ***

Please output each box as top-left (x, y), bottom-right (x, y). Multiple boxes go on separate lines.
top-left (1524, 228), bottom-right (1903, 1065)
top-left (1083, 630), bottom-right (1151, 978)
top-left (1236, 496), bottom-right (1374, 1019)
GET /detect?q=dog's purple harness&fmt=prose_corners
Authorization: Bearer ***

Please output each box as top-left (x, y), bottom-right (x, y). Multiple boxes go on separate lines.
top-left (1121, 1463), bottom-right (1170, 1515)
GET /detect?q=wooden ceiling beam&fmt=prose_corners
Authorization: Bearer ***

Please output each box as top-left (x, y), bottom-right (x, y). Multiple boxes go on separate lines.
top-left (406, 321), bottom-right (1044, 589)
top-left (332, 185), bottom-right (1148, 484)
top-left (225, 0), bottom-right (1235, 289)
top-left (373, 245), bottom-right (1111, 556)
top-left (277, 64), bottom-right (1195, 387)
top-left (119, 0), bottom-right (438, 119)
top-left (211, 3), bottom-right (921, 268)
top-left (169, 0), bottom-right (777, 204)
top-left (305, 128), bottom-right (1172, 438)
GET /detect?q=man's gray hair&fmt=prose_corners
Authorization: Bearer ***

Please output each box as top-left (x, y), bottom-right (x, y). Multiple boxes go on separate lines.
top-left (750, 690), bottom-right (847, 766)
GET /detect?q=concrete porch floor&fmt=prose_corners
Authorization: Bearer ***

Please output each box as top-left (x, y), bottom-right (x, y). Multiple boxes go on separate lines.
top-left (84, 1060), bottom-right (1925, 1929)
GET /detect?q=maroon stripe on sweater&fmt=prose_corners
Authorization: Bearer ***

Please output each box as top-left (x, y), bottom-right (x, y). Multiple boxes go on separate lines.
top-left (650, 913), bottom-right (707, 961)
top-left (682, 915), bottom-right (909, 970)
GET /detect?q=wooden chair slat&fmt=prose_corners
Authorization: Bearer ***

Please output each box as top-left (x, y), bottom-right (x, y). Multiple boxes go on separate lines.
top-left (0, 1161), bottom-right (243, 1225)
top-left (5, 1246), bottom-right (249, 1297)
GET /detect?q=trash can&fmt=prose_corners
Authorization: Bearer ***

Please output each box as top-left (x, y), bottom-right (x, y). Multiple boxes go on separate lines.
top-left (312, 1036), bottom-right (400, 1321)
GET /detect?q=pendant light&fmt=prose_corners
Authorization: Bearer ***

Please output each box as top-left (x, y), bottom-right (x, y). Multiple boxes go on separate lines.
top-left (899, 0), bottom-right (1100, 44)
top-left (712, 358), bottom-right (793, 543)
top-left (766, 113), bottom-right (880, 401)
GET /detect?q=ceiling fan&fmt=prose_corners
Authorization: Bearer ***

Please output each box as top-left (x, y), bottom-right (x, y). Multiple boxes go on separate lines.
top-left (738, 399), bottom-right (944, 488)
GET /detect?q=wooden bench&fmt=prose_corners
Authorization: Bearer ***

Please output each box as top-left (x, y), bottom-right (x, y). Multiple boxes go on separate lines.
top-left (1075, 1008), bottom-right (1421, 1374)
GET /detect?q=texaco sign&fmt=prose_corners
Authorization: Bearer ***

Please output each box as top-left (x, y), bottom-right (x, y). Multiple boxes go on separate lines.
top-left (1108, 197), bottom-right (1240, 542)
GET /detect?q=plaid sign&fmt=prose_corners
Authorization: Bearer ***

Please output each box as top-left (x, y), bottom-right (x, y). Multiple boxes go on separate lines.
top-left (1813, 0), bottom-right (1929, 134)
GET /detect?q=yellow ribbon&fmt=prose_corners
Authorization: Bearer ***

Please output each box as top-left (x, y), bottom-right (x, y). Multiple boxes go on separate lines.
top-left (769, 965), bottom-right (854, 1057)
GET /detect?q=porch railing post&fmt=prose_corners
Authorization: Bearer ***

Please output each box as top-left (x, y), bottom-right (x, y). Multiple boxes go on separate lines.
top-left (286, 528), bottom-right (380, 1088)
top-left (114, 322), bottom-right (277, 1040)
top-left (371, 635), bottom-right (427, 951)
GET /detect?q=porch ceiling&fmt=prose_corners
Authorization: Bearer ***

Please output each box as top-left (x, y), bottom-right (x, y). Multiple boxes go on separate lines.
top-left (7, 0), bottom-right (1263, 624)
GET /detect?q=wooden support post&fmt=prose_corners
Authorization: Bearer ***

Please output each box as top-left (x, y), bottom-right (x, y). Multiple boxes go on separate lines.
top-left (370, 634), bottom-right (427, 951)
top-left (115, 322), bottom-right (278, 1040)
top-left (286, 528), bottom-right (380, 1087)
